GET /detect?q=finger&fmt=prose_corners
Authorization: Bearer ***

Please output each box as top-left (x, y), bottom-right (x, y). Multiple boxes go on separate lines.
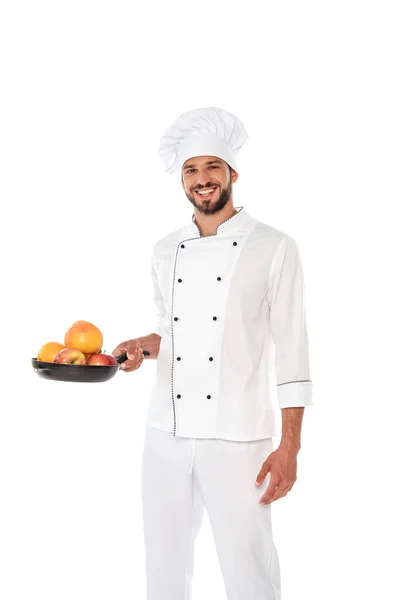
top-left (112, 342), bottom-right (128, 357)
top-left (279, 482), bottom-right (292, 498)
top-left (112, 339), bottom-right (141, 360)
top-left (264, 485), bottom-right (286, 504)
top-left (120, 353), bottom-right (139, 371)
top-left (126, 340), bottom-right (142, 361)
top-left (127, 347), bottom-right (143, 365)
top-left (254, 461), bottom-right (272, 486)
top-left (258, 475), bottom-right (279, 503)
top-left (121, 348), bottom-right (144, 372)
top-left (122, 356), bottom-right (144, 372)
top-left (279, 475), bottom-right (297, 497)
top-left (261, 480), bottom-right (290, 505)
top-left (116, 340), bottom-right (141, 368)
top-left (112, 340), bottom-right (137, 358)
top-left (119, 346), bottom-right (136, 369)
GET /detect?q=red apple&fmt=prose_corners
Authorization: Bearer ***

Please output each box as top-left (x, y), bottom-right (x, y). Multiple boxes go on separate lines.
top-left (87, 353), bottom-right (117, 366)
top-left (54, 348), bottom-right (87, 365)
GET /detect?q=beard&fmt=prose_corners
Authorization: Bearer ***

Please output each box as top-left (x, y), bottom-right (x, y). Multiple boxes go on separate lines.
top-left (185, 175), bottom-right (233, 215)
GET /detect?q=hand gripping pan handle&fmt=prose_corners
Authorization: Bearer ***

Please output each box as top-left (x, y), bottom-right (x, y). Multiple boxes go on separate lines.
top-left (116, 350), bottom-right (150, 364)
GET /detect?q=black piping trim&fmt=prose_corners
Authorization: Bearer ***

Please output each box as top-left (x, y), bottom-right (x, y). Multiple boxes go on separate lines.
top-left (277, 380), bottom-right (312, 386)
top-left (170, 207), bottom-right (244, 437)
top-left (191, 206), bottom-right (244, 238)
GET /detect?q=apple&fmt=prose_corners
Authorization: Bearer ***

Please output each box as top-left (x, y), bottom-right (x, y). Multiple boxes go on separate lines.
top-left (54, 348), bottom-right (87, 365)
top-left (87, 353), bottom-right (117, 366)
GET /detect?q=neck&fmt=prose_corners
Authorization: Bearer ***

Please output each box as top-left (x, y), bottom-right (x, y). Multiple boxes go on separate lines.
top-left (193, 203), bottom-right (237, 237)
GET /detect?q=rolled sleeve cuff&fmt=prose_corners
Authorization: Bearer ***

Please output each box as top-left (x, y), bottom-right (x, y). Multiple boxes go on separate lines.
top-left (277, 380), bottom-right (313, 409)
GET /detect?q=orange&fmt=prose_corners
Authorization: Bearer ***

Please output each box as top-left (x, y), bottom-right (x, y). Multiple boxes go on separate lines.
top-left (64, 321), bottom-right (103, 354)
top-left (37, 341), bottom-right (66, 363)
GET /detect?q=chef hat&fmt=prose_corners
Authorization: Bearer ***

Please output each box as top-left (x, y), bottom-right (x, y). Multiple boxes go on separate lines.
top-left (159, 107), bottom-right (249, 176)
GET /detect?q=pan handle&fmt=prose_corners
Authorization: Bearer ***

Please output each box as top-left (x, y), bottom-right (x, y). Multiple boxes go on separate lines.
top-left (116, 349), bottom-right (150, 364)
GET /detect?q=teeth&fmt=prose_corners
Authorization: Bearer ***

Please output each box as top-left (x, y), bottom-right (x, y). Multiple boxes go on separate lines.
top-left (197, 188), bottom-right (216, 195)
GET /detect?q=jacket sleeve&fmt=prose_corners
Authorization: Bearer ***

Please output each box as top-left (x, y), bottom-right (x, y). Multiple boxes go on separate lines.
top-left (267, 235), bottom-right (313, 408)
top-left (151, 248), bottom-right (166, 337)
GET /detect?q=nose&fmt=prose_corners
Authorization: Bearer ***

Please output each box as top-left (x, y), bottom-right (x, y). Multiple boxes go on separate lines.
top-left (196, 168), bottom-right (213, 186)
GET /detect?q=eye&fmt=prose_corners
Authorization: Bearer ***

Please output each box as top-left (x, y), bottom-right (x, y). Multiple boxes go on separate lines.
top-left (209, 165), bottom-right (219, 169)
top-left (186, 168), bottom-right (196, 174)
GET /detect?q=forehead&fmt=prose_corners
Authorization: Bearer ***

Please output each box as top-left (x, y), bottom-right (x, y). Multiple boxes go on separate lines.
top-left (182, 156), bottom-right (226, 169)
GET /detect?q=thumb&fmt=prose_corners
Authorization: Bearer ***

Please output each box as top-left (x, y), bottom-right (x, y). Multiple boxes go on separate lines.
top-left (255, 460), bottom-right (272, 486)
top-left (126, 338), bottom-right (142, 361)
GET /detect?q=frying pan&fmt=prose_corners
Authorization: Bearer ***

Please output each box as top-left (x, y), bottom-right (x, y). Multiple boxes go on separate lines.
top-left (31, 350), bottom-right (150, 383)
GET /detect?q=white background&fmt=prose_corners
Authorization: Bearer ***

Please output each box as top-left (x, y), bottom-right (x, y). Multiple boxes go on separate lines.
top-left (1, 1), bottom-right (399, 598)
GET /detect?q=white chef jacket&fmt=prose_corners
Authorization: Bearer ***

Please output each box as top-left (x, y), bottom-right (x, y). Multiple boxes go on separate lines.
top-left (147, 205), bottom-right (313, 441)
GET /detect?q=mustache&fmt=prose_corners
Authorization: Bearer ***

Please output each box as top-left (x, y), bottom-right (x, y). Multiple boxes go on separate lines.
top-left (191, 183), bottom-right (219, 191)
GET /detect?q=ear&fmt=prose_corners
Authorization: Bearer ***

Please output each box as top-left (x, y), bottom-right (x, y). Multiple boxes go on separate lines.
top-left (231, 169), bottom-right (239, 183)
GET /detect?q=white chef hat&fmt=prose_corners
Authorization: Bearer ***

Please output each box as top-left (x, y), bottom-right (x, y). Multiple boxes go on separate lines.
top-left (158, 106), bottom-right (249, 176)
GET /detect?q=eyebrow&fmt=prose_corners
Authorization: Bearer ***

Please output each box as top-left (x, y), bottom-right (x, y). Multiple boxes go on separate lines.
top-left (183, 159), bottom-right (223, 170)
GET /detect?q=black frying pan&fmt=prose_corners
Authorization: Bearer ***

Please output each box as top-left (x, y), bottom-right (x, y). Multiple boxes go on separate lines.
top-left (31, 350), bottom-right (150, 383)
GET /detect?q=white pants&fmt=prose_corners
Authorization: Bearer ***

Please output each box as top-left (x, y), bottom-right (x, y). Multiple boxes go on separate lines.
top-left (140, 424), bottom-right (281, 600)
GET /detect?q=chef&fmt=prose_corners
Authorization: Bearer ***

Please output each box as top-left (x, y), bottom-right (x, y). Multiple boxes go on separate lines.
top-left (112, 106), bottom-right (313, 600)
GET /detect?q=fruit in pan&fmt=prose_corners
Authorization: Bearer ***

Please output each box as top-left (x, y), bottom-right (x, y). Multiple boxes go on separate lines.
top-left (37, 342), bottom-right (66, 363)
top-left (64, 321), bottom-right (103, 354)
top-left (54, 348), bottom-right (87, 365)
top-left (87, 353), bottom-right (117, 366)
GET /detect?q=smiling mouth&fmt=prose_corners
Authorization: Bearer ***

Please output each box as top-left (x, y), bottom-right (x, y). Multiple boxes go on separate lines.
top-left (195, 187), bottom-right (218, 199)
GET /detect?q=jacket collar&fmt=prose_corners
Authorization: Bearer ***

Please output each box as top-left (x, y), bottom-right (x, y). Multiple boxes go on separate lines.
top-left (186, 206), bottom-right (253, 237)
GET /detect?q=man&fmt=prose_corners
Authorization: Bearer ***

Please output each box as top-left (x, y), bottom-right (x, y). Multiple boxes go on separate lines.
top-left (112, 106), bottom-right (313, 600)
